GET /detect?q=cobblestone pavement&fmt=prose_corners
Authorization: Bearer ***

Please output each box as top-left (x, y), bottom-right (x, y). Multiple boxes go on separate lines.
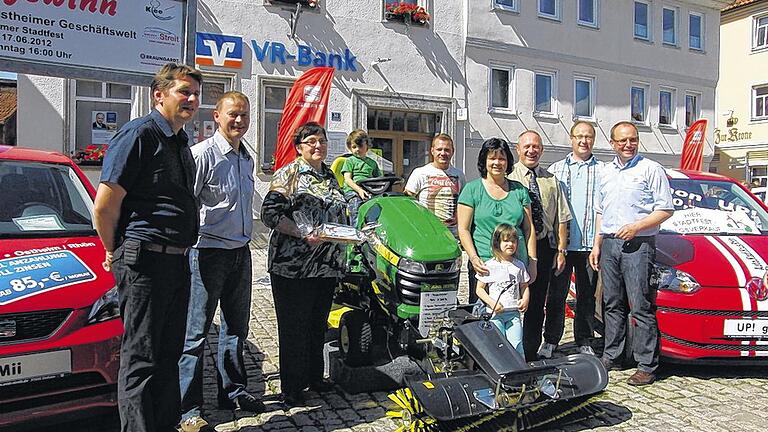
top-left (43, 245), bottom-right (768, 432)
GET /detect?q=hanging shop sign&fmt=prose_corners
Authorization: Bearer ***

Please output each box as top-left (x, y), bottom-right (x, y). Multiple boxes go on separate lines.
top-left (251, 39), bottom-right (358, 71)
top-left (714, 127), bottom-right (753, 145)
top-left (0, 0), bottom-right (187, 82)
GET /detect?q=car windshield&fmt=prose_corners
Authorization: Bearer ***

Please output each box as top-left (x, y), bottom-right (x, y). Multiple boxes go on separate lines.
top-left (662, 178), bottom-right (768, 235)
top-left (0, 160), bottom-right (95, 238)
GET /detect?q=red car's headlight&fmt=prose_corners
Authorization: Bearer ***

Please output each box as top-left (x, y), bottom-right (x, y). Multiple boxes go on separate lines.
top-left (87, 286), bottom-right (120, 324)
top-left (652, 264), bottom-right (701, 294)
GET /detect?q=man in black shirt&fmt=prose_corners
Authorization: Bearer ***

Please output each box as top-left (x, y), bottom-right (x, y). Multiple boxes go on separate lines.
top-left (94, 63), bottom-right (202, 432)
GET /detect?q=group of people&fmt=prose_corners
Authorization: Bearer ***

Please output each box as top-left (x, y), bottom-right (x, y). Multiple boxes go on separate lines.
top-left (93, 61), bottom-right (673, 432)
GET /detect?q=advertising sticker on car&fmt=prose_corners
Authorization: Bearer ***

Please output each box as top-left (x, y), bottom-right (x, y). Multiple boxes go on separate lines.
top-left (723, 319), bottom-right (768, 338)
top-left (0, 350), bottom-right (72, 387)
top-left (0, 251), bottom-right (96, 305)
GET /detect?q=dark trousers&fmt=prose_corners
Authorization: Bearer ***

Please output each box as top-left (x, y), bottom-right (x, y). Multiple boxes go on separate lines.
top-left (600, 236), bottom-right (659, 373)
top-left (522, 238), bottom-right (556, 361)
top-left (468, 264), bottom-right (479, 305)
top-left (270, 274), bottom-right (335, 395)
top-left (178, 246), bottom-right (252, 420)
top-left (546, 251), bottom-right (598, 346)
top-left (112, 241), bottom-right (191, 432)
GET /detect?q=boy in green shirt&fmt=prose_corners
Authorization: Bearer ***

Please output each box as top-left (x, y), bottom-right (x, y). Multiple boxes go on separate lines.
top-left (341, 129), bottom-right (381, 224)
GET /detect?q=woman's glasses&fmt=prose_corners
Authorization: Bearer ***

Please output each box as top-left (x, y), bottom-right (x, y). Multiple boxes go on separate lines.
top-left (300, 138), bottom-right (328, 146)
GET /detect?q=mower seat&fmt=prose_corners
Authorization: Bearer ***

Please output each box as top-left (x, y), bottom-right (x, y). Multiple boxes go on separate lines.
top-left (330, 153), bottom-right (352, 187)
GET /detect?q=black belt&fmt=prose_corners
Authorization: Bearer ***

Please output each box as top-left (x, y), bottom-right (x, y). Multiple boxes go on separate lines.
top-left (141, 242), bottom-right (190, 255)
top-left (603, 234), bottom-right (654, 241)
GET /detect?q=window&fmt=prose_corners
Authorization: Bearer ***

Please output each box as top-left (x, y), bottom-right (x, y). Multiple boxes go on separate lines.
top-left (755, 15), bottom-right (768, 50)
top-left (689, 12), bottom-right (703, 50)
top-left (261, 81), bottom-right (293, 169)
top-left (190, 80), bottom-right (229, 145)
top-left (659, 88), bottom-right (675, 126)
top-left (534, 71), bottom-right (556, 115)
top-left (630, 85), bottom-right (647, 123)
top-left (71, 80), bottom-right (133, 165)
top-left (634, 1), bottom-right (650, 40)
top-left (578, 0), bottom-right (597, 27)
top-left (494, 0), bottom-right (518, 12)
top-left (538, 0), bottom-right (560, 20)
top-left (663, 7), bottom-right (678, 45)
top-left (489, 65), bottom-right (515, 112)
top-left (574, 76), bottom-right (594, 119)
top-left (685, 93), bottom-right (700, 127)
top-left (754, 85), bottom-right (768, 120)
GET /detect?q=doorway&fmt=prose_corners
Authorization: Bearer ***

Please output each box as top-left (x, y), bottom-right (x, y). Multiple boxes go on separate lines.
top-left (366, 108), bottom-right (439, 178)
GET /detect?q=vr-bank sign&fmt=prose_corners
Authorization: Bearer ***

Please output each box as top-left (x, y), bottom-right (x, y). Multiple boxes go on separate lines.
top-left (0, 0), bottom-right (185, 75)
top-left (252, 40), bottom-right (358, 71)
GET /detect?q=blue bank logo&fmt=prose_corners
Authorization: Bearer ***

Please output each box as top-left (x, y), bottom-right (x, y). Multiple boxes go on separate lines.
top-left (196, 33), bottom-right (243, 69)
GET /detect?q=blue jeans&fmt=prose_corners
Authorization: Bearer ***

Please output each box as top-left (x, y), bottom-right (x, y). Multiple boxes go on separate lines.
top-left (178, 246), bottom-right (252, 420)
top-left (344, 190), bottom-right (363, 226)
top-left (600, 236), bottom-right (659, 373)
top-left (491, 310), bottom-right (524, 357)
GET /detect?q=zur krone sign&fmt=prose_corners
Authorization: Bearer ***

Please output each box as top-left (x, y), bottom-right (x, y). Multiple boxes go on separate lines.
top-left (0, 0), bottom-right (185, 76)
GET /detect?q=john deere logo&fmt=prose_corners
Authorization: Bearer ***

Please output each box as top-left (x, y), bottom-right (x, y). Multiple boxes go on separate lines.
top-left (0, 320), bottom-right (16, 338)
top-left (434, 263), bottom-right (444, 272)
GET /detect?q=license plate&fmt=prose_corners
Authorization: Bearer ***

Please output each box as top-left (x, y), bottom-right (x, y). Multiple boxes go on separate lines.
top-left (0, 350), bottom-right (71, 386)
top-left (723, 319), bottom-right (768, 338)
top-left (418, 287), bottom-right (457, 337)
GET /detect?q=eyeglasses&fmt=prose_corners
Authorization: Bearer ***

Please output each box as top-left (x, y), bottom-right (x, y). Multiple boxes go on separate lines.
top-left (300, 138), bottom-right (328, 146)
top-left (571, 135), bottom-right (595, 141)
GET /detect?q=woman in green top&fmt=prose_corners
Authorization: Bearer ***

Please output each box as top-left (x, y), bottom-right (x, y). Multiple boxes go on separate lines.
top-left (458, 138), bottom-right (537, 305)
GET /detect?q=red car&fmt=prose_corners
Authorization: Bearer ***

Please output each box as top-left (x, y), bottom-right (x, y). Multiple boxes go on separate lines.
top-left (0, 146), bottom-right (121, 428)
top-left (612, 169), bottom-right (768, 364)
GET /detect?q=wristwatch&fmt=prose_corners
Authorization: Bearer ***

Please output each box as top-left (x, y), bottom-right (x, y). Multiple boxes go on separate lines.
top-left (557, 249), bottom-right (568, 256)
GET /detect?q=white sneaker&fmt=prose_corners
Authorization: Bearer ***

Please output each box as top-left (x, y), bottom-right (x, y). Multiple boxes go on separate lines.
top-left (578, 345), bottom-right (596, 356)
top-left (537, 342), bottom-right (556, 359)
top-left (178, 416), bottom-right (211, 432)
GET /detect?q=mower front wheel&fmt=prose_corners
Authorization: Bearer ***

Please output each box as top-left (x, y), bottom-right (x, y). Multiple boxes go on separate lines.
top-left (339, 310), bottom-right (373, 366)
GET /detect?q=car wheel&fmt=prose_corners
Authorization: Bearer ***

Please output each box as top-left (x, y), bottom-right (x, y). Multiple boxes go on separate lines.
top-left (339, 310), bottom-right (373, 366)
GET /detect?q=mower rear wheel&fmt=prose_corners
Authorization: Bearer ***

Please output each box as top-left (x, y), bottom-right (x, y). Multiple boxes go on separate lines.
top-left (339, 310), bottom-right (373, 366)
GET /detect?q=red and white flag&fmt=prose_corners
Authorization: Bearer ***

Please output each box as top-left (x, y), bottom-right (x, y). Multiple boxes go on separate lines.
top-left (273, 67), bottom-right (335, 171)
top-left (680, 119), bottom-right (707, 171)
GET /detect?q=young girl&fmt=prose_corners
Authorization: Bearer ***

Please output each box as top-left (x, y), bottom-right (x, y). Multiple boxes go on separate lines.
top-left (475, 223), bottom-right (530, 356)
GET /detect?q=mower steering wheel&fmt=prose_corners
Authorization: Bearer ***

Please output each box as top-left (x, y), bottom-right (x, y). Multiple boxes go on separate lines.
top-left (356, 176), bottom-right (404, 196)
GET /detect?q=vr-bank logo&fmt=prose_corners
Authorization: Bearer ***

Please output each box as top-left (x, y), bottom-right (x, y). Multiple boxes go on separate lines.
top-left (195, 33), bottom-right (243, 69)
top-left (146, 0), bottom-right (175, 21)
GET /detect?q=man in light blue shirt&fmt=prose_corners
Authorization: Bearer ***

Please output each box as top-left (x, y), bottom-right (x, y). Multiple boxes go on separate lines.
top-left (178, 91), bottom-right (262, 432)
top-left (589, 121), bottom-right (674, 387)
top-left (547, 121), bottom-right (604, 356)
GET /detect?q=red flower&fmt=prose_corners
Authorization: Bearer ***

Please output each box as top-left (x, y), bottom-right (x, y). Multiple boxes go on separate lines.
top-left (385, 2), bottom-right (430, 24)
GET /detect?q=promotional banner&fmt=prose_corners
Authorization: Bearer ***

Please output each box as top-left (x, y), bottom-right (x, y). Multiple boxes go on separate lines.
top-left (0, 1), bottom-right (185, 75)
top-left (680, 119), bottom-right (707, 171)
top-left (273, 67), bottom-right (335, 171)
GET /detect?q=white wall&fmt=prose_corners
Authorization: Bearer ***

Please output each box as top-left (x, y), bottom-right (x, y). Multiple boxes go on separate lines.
top-left (17, 75), bottom-right (65, 153)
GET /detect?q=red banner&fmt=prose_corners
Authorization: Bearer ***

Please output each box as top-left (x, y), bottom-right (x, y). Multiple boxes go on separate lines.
top-left (680, 119), bottom-right (707, 171)
top-left (273, 67), bottom-right (335, 171)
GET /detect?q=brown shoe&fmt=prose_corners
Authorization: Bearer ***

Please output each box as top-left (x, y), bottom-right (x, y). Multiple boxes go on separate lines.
top-left (627, 370), bottom-right (655, 386)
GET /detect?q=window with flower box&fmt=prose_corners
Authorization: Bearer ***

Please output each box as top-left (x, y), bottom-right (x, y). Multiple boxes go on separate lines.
top-left (384, 1), bottom-right (430, 26)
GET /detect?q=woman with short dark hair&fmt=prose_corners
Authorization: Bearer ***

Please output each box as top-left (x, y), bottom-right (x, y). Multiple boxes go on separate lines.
top-left (260, 122), bottom-right (345, 406)
top-left (457, 138), bottom-right (537, 305)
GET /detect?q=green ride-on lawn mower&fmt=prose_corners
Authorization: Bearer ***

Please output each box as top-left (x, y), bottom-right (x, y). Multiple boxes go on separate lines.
top-left (329, 174), bottom-right (463, 367)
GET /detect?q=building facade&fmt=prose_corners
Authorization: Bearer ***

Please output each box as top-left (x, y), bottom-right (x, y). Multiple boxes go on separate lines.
top-left (466, 0), bottom-right (728, 169)
top-left (715, 0), bottom-right (768, 186)
top-left (11, 0), bottom-right (728, 191)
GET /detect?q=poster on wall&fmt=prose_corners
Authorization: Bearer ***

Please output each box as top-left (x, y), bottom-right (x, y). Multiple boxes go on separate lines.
top-left (0, 1), bottom-right (186, 77)
top-left (90, 111), bottom-right (117, 145)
